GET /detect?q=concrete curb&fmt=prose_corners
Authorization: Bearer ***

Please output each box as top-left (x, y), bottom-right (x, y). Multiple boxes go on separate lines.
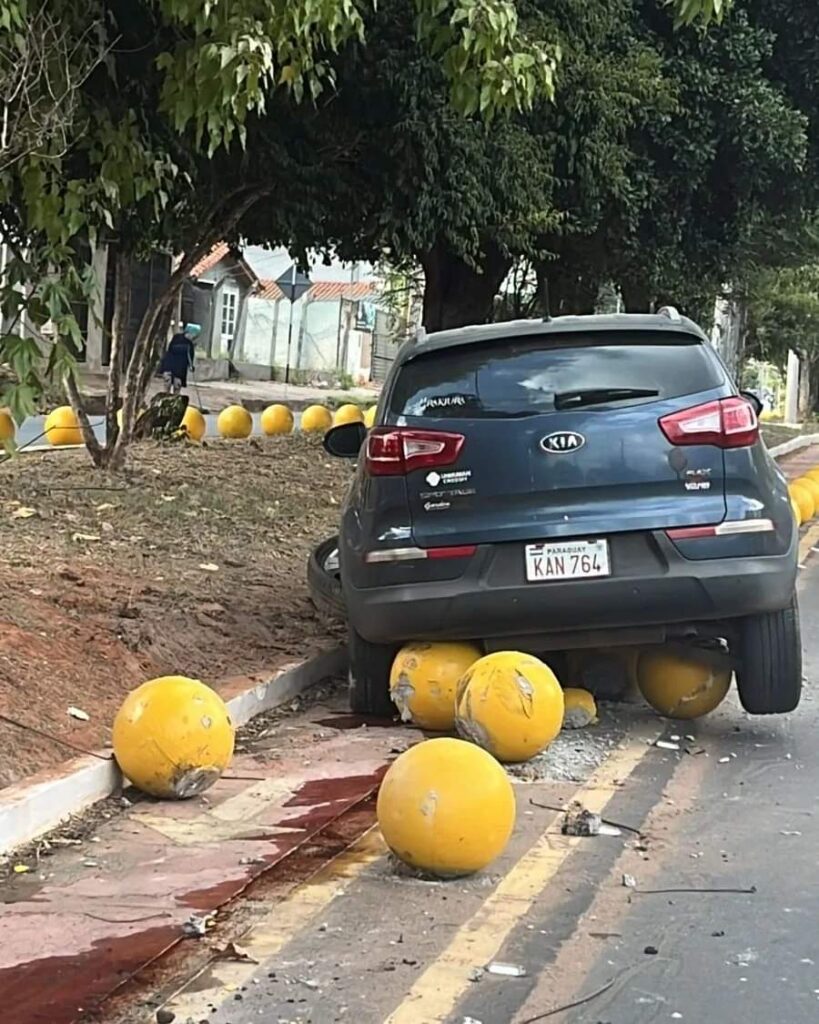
top-left (0, 645), bottom-right (347, 858)
top-left (769, 433), bottom-right (819, 460)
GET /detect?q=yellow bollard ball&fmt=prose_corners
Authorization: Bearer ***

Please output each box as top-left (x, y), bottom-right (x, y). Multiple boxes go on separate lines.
top-left (376, 737), bottom-right (515, 877)
top-left (217, 405), bottom-right (253, 439)
top-left (796, 476), bottom-right (819, 509)
top-left (790, 482), bottom-right (815, 523)
top-left (45, 406), bottom-right (82, 446)
top-left (301, 405), bottom-right (333, 433)
top-left (261, 403), bottom-right (294, 436)
top-left (791, 497), bottom-right (802, 527)
top-left (333, 403), bottom-right (364, 426)
top-left (0, 408), bottom-right (15, 443)
top-left (390, 642), bottom-right (482, 731)
top-left (363, 405), bottom-right (377, 429)
top-left (805, 468), bottom-right (819, 484)
top-left (455, 651), bottom-right (564, 762)
top-left (637, 650), bottom-right (731, 719)
top-left (112, 675), bottom-right (234, 798)
top-left (181, 406), bottom-right (207, 442)
top-left (562, 688), bottom-right (598, 729)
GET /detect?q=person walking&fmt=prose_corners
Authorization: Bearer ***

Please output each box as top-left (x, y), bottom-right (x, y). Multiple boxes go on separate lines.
top-left (160, 323), bottom-right (201, 394)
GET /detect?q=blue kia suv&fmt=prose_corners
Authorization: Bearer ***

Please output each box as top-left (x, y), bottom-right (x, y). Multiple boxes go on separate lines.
top-left (321, 310), bottom-right (801, 717)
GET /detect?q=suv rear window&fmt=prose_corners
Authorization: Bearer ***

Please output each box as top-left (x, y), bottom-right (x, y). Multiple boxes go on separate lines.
top-left (389, 333), bottom-right (725, 419)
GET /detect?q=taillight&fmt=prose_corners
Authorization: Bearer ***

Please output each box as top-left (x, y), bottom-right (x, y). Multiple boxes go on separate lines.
top-left (659, 397), bottom-right (759, 449)
top-left (365, 428), bottom-right (465, 476)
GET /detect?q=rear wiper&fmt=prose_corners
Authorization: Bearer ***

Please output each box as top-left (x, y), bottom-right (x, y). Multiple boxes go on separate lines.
top-left (554, 387), bottom-right (659, 410)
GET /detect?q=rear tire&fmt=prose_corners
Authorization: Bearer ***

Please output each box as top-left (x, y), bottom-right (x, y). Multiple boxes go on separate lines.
top-left (348, 627), bottom-right (398, 717)
top-left (735, 596), bottom-right (802, 714)
top-left (307, 536), bottom-right (345, 620)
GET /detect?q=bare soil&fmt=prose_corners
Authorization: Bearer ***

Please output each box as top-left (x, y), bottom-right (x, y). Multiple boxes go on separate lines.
top-left (0, 435), bottom-right (349, 787)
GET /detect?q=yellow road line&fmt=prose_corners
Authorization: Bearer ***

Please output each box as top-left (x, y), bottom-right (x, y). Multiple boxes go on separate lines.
top-left (383, 726), bottom-right (659, 1024)
top-left (162, 827), bottom-right (387, 1020)
top-left (799, 523), bottom-right (819, 565)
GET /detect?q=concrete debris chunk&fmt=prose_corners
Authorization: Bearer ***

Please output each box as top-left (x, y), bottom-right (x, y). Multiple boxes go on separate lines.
top-left (561, 801), bottom-right (601, 836)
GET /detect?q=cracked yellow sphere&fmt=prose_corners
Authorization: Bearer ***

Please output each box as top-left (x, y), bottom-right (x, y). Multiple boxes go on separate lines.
top-left (333, 403), bottom-right (364, 426)
top-left (45, 406), bottom-right (82, 446)
top-left (562, 688), bottom-right (598, 729)
top-left (638, 650), bottom-right (731, 720)
top-left (181, 406), bottom-right (207, 442)
top-left (0, 409), bottom-right (14, 443)
top-left (217, 405), bottom-right (253, 439)
top-left (791, 497), bottom-right (802, 526)
top-left (261, 403), bottom-right (294, 436)
top-left (301, 405), bottom-right (333, 433)
top-left (376, 737), bottom-right (515, 877)
top-left (455, 651), bottom-right (564, 763)
top-left (113, 675), bottom-right (234, 799)
top-left (790, 482), bottom-right (815, 523)
top-left (363, 405), bottom-right (377, 428)
top-left (390, 642), bottom-right (482, 731)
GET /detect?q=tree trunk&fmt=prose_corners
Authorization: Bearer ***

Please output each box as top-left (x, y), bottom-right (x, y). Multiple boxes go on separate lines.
top-left (106, 184), bottom-right (274, 468)
top-left (99, 249), bottom-right (131, 470)
top-left (421, 240), bottom-right (511, 332)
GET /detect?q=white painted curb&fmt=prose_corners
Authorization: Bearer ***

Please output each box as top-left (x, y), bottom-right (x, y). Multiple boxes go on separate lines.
top-left (769, 433), bottom-right (819, 460)
top-left (0, 646), bottom-right (347, 858)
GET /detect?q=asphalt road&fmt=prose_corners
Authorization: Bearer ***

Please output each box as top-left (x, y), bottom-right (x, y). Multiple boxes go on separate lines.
top-left (114, 551), bottom-right (819, 1024)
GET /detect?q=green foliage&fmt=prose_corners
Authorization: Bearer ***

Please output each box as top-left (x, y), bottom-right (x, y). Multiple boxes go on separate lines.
top-left (747, 264), bottom-right (819, 368)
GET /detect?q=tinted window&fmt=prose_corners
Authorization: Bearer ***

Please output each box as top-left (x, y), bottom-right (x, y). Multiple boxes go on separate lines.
top-left (389, 333), bottom-right (725, 419)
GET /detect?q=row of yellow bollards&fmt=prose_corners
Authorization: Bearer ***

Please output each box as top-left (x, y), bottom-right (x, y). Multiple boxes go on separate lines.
top-left (788, 469), bottom-right (819, 525)
top-left (1, 400), bottom-right (377, 447)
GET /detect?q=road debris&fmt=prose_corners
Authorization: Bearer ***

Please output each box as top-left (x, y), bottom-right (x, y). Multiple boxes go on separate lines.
top-left (623, 873), bottom-right (637, 888)
top-left (67, 706), bottom-right (90, 721)
top-left (655, 740), bottom-right (681, 751)
top-left (215, 941), bottom-right (258, 963)
top-left (728, 948), bottom-right (759, 967)
top-left (156, 1010), bottom-right (175, 1024)
top-left (561, 802), bottom-right (601, 836)
top-left (487, 961), bottom-right (527, 977)
top-left (182, 912), bottom-right (216, 938)
top-left (12, 864), bottom-right (30, 874)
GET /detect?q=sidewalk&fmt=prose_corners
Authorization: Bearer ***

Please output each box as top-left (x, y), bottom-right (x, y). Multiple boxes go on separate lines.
top-left (79, 371), bottom-right (379, 414)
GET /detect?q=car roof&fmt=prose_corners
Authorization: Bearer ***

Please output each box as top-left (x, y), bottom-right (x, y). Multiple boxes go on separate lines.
top-left (400, 312), bottom-right (708, 364)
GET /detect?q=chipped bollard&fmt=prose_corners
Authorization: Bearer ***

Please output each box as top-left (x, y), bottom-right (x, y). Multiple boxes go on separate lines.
top-left (112, 675), bottom-right (235, 798)
top-left (376, 738), bottom-right (515, 877)
top-left (455, 651), bottom-right (564, 762)
top-left (389, 641), bottom-right (482, 731)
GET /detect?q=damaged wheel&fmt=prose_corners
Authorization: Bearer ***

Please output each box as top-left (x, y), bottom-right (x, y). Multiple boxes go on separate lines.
top-left (307, 536), bottom-right (345, 620)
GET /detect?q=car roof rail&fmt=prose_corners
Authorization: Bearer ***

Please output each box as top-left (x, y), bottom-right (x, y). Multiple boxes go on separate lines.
top-left (657, 305), bottom-right (681, 322)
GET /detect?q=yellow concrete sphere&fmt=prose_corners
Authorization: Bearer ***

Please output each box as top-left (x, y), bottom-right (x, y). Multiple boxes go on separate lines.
top-left (333, 403), bottom-right (364, 426)
top-left (562, 688), bottom-right (598, 729)
top-left (637, 650), bottom-right (731, 720)
top-left (376, 737), bottom-right (515, 877)
top-left (790, 482), bottom-right (815, 523)
top-left (455, 651), bottom-right (564, 763)
top-left (363, 405), bottom-right (377, 429)
top-left (792, 497), bottom-right (803, 527)
top-left (390, 642), bottom-right (482, 731)
top-left (181, 406), bottom-right (207, 442)
top-left (45, 405), bottom-right (82, 446)
top-left (805, 468), bottom-right (819, 484)
top-left (0, 409), bottom-right (15, 442)
top-left (217, 404), bottom-right (253, 439)
top-left (112, 675), bottom-right (234, 799)
top-left (261, 403), bottom-right (294, 436)
top-left (797, 476), bottom-right (819, 509)
top-left (301, 405), bottom-right (333, 433)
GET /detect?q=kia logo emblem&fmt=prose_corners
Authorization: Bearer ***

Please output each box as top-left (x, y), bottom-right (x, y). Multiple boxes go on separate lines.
top-left (540, 431), bottom-right (586, 454)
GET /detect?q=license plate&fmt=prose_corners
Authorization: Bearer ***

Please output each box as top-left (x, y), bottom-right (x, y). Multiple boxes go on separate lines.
top-left (525, 539), bottom-right (610, 582)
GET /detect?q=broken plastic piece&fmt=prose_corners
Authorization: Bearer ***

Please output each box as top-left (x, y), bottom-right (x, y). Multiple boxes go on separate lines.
top-left (487, 962), bottom-right (527, 977)
top-left (562, 801), bottom-right (601, 836)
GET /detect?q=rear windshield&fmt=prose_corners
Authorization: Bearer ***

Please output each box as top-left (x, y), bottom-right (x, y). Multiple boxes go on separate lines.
top-left (389, 334), bottom-right (725, 419)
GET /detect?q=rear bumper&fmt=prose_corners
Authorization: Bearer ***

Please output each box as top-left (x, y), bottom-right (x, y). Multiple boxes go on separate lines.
top-left (345, 531), bottom-right (798, 646)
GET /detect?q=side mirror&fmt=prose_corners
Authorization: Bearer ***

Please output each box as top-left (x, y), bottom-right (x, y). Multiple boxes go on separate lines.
top-left (741, 390), bottom-right (764, 417)
top-left (323, 421), bottom-right (367, 458)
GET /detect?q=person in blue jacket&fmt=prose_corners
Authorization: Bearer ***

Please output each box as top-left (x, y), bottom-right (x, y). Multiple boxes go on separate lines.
top-left (160, 323), bottom-right (201, 393)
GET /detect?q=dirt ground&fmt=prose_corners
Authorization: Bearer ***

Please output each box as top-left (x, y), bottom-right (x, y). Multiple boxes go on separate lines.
top-left (0, 435), bottom-right (349, 788)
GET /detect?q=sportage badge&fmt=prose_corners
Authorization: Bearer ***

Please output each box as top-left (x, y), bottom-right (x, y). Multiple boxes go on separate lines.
top-left (540, 431), bottom-right (585, 454)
